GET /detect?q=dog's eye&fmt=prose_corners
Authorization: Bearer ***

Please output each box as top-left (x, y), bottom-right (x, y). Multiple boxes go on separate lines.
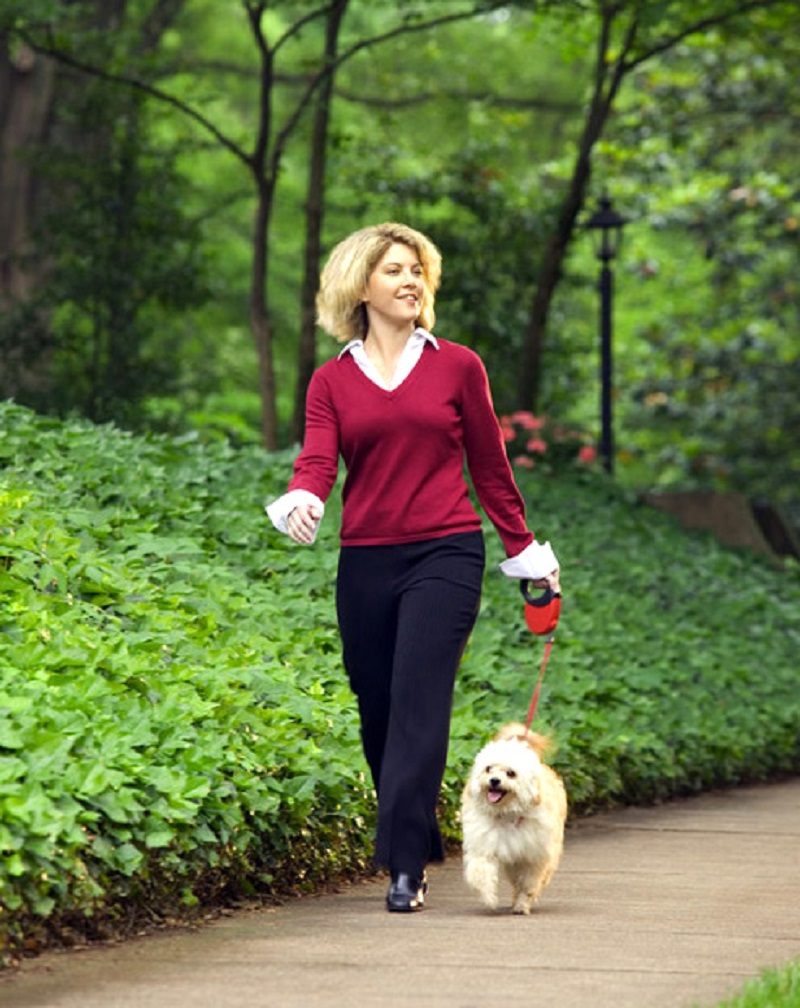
top-left (484, 766), bottom-right (493, 774)
top-left (506, 770), bottom-right (517, 779)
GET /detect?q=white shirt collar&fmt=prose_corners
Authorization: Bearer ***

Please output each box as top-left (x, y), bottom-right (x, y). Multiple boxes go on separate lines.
top-left (337, 326), bottom-right (438, 360)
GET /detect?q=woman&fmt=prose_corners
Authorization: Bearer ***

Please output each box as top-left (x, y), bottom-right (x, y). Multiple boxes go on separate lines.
top-left (267, 222), bottom-right (559, 912)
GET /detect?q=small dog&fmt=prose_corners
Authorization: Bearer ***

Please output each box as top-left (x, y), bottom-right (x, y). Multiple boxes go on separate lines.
top-left (461, 722), bottom-right (567, 914)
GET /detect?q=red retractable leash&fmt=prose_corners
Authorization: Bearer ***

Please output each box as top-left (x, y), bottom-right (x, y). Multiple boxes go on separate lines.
top-left (519, 580), bottom-right (561, 731)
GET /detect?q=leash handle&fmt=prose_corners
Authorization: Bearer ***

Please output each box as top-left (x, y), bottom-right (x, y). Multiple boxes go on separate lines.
top-left (520, 579), bottom-right (561, 636)
top-left (519, 581), bottom-right (556, 607)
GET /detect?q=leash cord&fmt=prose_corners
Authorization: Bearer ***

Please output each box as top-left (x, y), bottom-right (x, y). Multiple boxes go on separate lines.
top-left (523, 635), bottom-right (555, 731)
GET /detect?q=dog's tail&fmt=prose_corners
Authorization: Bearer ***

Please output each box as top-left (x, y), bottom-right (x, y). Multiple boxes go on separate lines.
top-left (493, 721), bottom-right (553, 757)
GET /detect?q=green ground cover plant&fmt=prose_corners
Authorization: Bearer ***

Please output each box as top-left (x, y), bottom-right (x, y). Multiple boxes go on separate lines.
top-left (698, 957), bottom-right (800, 1008)
top-left (1, 402), bottom-right (798, 965)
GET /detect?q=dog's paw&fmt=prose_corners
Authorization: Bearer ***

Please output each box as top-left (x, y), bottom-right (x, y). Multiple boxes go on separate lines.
top-left (464, 857), bottom-right (501, 910)
top-left (479, 888), bottom-right (501, 911)
top-left (511, 877), bottom-right (541, 915)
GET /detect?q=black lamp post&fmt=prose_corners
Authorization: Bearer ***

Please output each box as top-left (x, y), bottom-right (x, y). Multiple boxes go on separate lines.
top-left (586, 193), bottom-right (627, 474)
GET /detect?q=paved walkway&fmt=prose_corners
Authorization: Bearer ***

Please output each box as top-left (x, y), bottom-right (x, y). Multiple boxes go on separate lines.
top-left (3, 779), bottom-right (799, 1008)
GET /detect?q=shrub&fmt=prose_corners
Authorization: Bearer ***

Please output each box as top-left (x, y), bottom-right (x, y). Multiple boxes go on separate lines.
top-left (0, 402), bottom-right (798, 964)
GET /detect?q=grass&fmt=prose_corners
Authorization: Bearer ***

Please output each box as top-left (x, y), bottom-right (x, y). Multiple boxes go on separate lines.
top-left (700, 958), bottom-right (800, 1008)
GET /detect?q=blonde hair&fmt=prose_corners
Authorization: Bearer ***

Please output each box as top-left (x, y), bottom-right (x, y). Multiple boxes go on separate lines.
top-left (316, 222), bottom-right (442, 343)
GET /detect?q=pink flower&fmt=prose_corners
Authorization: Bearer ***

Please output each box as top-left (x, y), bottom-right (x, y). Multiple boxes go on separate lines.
top-left (500, 421), bottom-right (516, 443)
top-left (578, 445), bottom-right (598, 464)
top-left (510, 411), bottom-right (544, 431)
top-left (512, 455), bottom-right (535, 468)
top-left (526, 437), bottom-right (548, 454)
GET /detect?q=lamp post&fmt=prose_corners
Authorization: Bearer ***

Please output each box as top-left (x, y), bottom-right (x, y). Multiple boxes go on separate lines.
top-left (586, 193), bottom-right (627, 474)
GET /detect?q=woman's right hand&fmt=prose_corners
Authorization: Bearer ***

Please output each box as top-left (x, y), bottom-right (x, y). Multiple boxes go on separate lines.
top-left (286, 504), bottom-right (323, 545)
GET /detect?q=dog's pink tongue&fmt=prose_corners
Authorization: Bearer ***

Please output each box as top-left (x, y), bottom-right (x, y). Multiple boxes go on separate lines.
top-left (488, 790), bottom-right (504, 804)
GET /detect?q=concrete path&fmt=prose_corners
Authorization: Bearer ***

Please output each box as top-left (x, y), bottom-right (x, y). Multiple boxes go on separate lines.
top-left (3, 779), bottom-right (799, 1008)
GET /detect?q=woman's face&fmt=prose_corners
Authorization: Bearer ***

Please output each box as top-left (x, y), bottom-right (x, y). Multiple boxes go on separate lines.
top-left (362, 243), bottom-right (424, 332)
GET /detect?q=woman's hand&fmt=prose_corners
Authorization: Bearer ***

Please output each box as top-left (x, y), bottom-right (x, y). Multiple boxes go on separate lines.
top-left (286, 504), bottom-right (323, 545)
top-left (530, 568), bottom-right (560, 593)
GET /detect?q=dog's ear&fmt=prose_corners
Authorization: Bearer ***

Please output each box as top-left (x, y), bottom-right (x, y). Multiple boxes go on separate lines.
top-left (526, 732), bottom-right (552, 758)
top-left (516, 769), bottom-right (543, 808)
top-left (467, 755), bottom-right (486, 791)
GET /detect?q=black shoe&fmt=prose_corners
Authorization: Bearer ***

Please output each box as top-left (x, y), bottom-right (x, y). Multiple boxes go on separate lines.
top-left (386, 872), bottom-right (427, 912)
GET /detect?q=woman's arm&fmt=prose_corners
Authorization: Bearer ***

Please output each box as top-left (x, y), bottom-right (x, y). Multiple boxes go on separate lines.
top-left (461, 351), bottom-right (559, 582)
top-left (265, 369), bottom-right (339, 545)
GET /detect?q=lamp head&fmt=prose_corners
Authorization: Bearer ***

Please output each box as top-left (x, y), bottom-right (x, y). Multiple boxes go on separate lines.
top-left (586, 192), bottom-right (627, 262)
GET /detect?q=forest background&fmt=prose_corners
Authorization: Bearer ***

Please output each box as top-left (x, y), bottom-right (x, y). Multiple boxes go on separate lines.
top-left (1, 0), bottom-right (798, 522)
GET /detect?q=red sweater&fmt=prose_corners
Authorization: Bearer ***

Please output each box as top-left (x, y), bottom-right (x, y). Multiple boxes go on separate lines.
top-left (289, 339), bottom-right (534, 555)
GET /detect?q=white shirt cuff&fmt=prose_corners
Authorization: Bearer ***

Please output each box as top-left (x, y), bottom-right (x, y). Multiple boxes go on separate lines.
top-left (499, 540), bottom-right (558, 580)
top-left (265, 490), bottom-right (325, 538)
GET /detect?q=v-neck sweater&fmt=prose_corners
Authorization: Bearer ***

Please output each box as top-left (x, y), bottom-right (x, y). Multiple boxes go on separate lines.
top-left (288, 338), bottom-right (534, 555)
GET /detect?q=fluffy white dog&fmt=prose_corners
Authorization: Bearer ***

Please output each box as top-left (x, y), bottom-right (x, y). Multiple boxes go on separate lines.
top-left (461, 722), bottom-right (567, 914)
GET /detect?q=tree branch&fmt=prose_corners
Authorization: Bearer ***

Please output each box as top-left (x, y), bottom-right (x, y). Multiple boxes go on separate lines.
top-left (273, 1), bottom-right (335, 56)
top-left (605, 2), bottom-right (640, 103)
top-left (19, 29), bottom-right (252, 168)
top-left (268, 1), bottom-right (503, 183)
top-left (244, 3), bottom-right (274, 177)
top-left (334, 86), bottom-right (581, 113)
top-left (593, 3), bottom-right (614, 95)
top-left (623, 0), bottom-right (791, 72)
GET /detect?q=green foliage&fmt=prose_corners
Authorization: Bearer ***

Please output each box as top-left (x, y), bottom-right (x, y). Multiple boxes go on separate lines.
top-left (0, 403), bottom-right (367, 961)
top-left (0, 0), bottom-right (66, 32)
top-left (5, 0), bottom-right (799, 519)
top-left (43, 130), bottom-right (210, 424)
top-left (1, 403), bottom-right (798, 964)
top-left (695, 957), bottom-right (800, 1008)
top-left (2, 14), bottom-right (212, 428)
top-left (597, 31), bottom-right (800, 516)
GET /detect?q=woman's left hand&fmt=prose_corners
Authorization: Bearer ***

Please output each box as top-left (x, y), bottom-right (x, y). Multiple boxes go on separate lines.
top-left (530, 567), bottom-right (560, 593)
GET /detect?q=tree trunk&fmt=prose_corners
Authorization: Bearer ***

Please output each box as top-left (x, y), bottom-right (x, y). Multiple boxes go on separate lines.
top-left (291, 0), bottom-right (349, 444)
top-left (251, 178), bottom-right (280, 450)
top-left (0, 40), bottom-right (55, 307)
top-left (0, 39), bottom-right (57, 399)
top-left (517, 93), bottom-right (612, 409)
top-left (517, 4), bottom-right (631, 410)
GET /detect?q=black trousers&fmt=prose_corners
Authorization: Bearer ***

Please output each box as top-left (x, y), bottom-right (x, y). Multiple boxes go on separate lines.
top-left (336, 531), bottom-right (485, 878)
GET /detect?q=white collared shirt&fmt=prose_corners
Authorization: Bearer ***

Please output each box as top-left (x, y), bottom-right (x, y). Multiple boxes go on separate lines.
top-left (338, 326), bottom-right (439, 390)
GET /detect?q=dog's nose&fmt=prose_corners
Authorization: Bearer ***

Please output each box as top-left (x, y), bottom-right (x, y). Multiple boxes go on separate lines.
top-left (489, 777), bottom-right (501, 789)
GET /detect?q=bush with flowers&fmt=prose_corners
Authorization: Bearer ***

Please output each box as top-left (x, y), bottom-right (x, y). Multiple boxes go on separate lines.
top-left (499, 410), bottom-right (598, 473)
